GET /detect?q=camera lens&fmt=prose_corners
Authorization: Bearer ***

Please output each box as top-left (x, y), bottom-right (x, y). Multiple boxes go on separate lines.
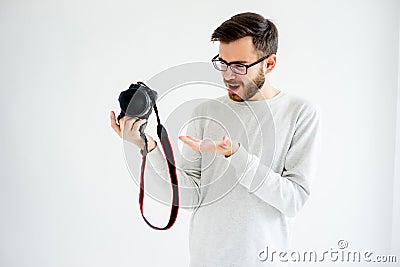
top-left (126, 89), bottom-right (151, 117)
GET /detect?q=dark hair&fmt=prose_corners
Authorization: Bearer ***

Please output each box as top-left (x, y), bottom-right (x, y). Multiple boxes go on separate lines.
top-left (211, 12), bottom-right (278, 57)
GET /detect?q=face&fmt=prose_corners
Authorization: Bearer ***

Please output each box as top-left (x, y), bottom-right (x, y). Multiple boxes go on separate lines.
top-left (218, 36), bottom-right (266, 102)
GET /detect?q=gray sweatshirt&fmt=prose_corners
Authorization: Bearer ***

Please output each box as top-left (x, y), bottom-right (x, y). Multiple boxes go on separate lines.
top-left (142, 91), bottom-right (320, 266)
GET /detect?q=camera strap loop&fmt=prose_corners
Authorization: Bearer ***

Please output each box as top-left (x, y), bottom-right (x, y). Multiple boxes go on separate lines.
top-left (138, 102), bottom-right (179, 230)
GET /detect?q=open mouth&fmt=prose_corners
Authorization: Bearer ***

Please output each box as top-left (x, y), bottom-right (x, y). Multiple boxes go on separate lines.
top-left (227, 84), bottom-right (240, 91)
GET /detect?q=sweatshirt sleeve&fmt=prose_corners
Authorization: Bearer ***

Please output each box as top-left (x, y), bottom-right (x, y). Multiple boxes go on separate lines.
top-left (228, 104), bottom-right (321, 217)
top-left (140, 109), bottom-right (202, 211)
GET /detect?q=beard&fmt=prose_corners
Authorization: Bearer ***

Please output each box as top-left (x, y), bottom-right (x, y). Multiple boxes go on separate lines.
top-left (227, 67), bottom-right (266, 102)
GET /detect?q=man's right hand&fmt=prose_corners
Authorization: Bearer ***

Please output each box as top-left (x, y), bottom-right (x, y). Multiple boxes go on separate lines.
top-left (110, 110), bottom-right (157, 152)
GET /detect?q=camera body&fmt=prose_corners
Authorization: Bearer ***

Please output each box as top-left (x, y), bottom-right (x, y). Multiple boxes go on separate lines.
top-left (117, 82), bottom-right (158, 133)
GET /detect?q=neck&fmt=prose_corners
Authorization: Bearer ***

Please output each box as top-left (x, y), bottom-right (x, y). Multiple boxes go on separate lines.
top-left (248, 78), bottom-right (279, 101)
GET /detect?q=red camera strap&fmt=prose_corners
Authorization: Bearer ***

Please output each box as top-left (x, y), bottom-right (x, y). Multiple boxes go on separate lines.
top-left (138, 103), bottom-right (179, 230)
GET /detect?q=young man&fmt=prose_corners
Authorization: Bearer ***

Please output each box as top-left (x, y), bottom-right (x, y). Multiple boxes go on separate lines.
top-left (111, 12), bottom-right (320, 266)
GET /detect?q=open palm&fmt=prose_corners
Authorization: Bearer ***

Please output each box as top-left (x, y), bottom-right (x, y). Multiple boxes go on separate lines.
top-left (178, 135), bottom-right (239, 157)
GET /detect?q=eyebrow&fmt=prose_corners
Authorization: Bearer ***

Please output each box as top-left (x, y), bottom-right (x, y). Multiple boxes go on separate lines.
top-left (218, 56), bottom-right (248, 64)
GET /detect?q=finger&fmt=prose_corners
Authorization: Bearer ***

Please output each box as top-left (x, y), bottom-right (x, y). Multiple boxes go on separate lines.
top-left (179, 136), bottom-right (200, 142)
top-left (224, 136), bottom-right (233, 147)
top-left (125, 117), bottom-right (140, 131)
top-left (179, 136), bottom-right (198, 145)
top-left (179, 136), bottom-right (201, 151)
top-left (222, 135), bottom-right (230, 144)
top-left (110, 111), bottom-right (121, 136)
top-left (121, 115), bottom-right (138, 122)
top-left (218, 136), bottom-right (228, 146)
top-left (119, 116), bottom-right (128, 125)
top-left (120, 116), bottom-right (137, 132)
top-left (121, 117), bottom-right (135, 133)
top-left (119, 116), bottom-right (129, 127)
top-left (122, 116), bottom-right (138, 124)
top-left (218, 142), bottom-right (228, 148)
top-left (120, 117), bottom-right (126, 132)
top-left (131, 119), bottom-right (147, 131)
top-left (185, 135), bottom-right (202, 142)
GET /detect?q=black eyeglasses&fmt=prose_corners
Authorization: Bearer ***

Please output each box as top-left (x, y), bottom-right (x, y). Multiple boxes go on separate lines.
top-left (211, 54), bottom-right (270, 75)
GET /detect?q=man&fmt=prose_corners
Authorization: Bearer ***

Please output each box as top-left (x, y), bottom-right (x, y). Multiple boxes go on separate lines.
top-left (111, 12), bottom-right (320, 266)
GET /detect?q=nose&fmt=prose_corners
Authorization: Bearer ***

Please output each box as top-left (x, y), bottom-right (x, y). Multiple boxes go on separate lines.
top-left (222, 67), bottom-right (237, 80)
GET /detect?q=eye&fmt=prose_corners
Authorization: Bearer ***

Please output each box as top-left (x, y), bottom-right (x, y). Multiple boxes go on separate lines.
top-left (231, 64), bottom-right (246, 71)
top-left (213, 60), bottom-right (228, 71)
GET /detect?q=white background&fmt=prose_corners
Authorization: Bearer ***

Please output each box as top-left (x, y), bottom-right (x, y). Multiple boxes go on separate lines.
top-left (1, 0), bottom-right (399, 266)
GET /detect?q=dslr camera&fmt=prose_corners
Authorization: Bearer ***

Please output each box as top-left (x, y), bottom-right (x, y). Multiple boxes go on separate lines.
top-left (117, 81), bottom-right (158, 134)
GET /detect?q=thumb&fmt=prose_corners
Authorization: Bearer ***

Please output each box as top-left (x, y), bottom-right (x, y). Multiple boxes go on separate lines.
top-left (222, 135), bottom-right (230, 145)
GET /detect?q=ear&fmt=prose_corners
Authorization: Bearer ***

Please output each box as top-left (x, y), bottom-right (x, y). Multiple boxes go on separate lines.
top-left (264, 54), bottom-right (277, 74)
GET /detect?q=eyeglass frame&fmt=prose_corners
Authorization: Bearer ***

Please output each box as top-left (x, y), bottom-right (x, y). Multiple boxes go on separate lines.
top-left (211, 53), bottom-right (271, 75)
